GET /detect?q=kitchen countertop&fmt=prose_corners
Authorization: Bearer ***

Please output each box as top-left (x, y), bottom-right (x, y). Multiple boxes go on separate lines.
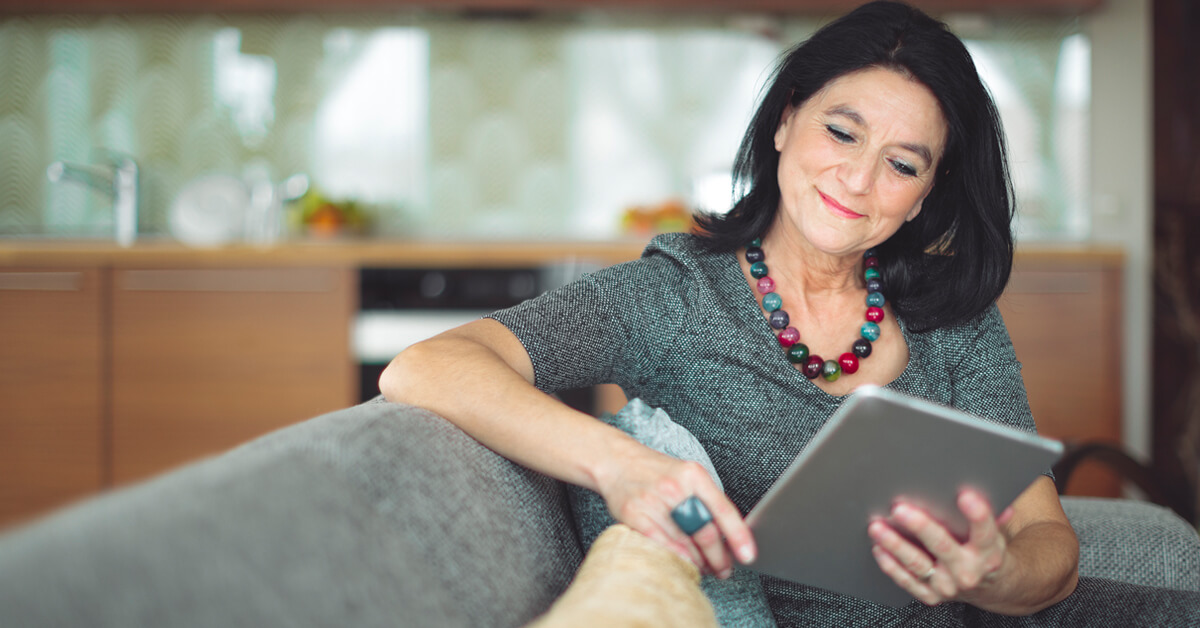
top-left (0, 237), bottom-right (1124, 269)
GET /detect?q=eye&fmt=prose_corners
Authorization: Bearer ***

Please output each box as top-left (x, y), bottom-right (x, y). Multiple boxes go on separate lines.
top-left (888, 159), bottom-right (917, 177)
top-left (826, 125), bottom-right (855, 144)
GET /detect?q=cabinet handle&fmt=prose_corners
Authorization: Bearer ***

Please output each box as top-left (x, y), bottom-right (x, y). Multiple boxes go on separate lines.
top-left (0, 272), bottom-right (83, 291)
top-left (118, 269), bottom-right (335, 293)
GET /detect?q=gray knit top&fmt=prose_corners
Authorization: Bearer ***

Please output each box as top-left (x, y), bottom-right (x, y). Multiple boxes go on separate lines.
top-left (488, 231), bottom-right (1040, 622)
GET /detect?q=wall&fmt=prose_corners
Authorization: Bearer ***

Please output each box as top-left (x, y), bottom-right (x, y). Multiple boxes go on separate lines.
top-left (1086, 0), bottom-right (1152, 465)
top-left (1, 8), bottom-right (1093, 243)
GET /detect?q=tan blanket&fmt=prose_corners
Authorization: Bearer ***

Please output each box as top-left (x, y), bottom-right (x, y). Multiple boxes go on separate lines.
top-left (528, 524), bottom-right (718, 628)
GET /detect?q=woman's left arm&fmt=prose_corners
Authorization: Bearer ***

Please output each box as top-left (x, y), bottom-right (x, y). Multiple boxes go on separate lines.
top-left (869, 475), bottom-right (1079, 614)
top-left (869, 304), bottom-right (1079, 614)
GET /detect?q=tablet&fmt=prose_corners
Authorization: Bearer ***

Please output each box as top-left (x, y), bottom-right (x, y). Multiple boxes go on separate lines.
top-left (744, 385), bottom-right (1063, 607)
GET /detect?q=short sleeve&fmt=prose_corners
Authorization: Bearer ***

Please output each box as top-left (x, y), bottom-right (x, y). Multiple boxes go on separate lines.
top-left (486, 251), bottom-right (690, 395)
top-left (946, 304), bottom-right (1038, 435)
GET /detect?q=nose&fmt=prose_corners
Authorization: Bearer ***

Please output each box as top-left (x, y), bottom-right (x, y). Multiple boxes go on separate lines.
top-left (837, 152), bottom-right (876, 195)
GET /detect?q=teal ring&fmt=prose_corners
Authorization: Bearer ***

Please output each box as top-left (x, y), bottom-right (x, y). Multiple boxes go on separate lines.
top-left (671, 495), bottom-right (713, 536)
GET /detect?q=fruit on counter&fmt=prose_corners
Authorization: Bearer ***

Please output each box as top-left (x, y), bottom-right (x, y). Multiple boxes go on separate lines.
top-left (291, 189), bottom-right (370, 238)
top-left (620, 199), bottom-right (694, 236)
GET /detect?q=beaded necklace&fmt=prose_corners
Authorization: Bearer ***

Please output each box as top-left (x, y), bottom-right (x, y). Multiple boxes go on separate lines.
top-left (746, 238), bottom-right (886, 382)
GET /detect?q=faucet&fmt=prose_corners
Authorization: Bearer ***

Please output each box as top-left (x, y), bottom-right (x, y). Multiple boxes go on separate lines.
top-left (46, 152), bottom-right (139, 247)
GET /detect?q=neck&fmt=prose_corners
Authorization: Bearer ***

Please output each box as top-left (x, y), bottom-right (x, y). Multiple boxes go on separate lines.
top-left (759, 224), bottom-right (864, 298)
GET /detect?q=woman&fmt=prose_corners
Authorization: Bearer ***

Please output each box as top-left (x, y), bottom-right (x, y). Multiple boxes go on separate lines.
top-left (383, 2), bottom-right (1198, 625)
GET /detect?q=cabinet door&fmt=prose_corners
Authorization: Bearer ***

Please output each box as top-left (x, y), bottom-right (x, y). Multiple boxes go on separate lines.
top-left (0, 268), bottom-right (105, 529)
top-left (111, 268), bottom-right (355, 484)
top-left (1000, 263), bottom-right (1123, 497)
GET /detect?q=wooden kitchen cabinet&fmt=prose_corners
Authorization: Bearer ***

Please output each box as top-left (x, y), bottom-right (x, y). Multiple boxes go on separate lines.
top-left (110, 267), bottom-right (356, 484)
top-left (0, 268), bottom-right (105, 530)
top-left (999, 255), bottom-right (1123, 497)
top-left (0, 241), bottom-right (1126, 529)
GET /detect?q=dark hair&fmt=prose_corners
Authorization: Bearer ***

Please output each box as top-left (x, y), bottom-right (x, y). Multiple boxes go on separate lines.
top-left (694, 0), bottom-right (1014, 332)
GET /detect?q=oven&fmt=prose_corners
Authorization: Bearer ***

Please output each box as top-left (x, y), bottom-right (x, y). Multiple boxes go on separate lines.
top-left (354, 261), bottom-right (600, 412)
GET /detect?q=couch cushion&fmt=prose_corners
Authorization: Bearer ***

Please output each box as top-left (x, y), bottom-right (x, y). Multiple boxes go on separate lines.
top-left (0, 399), bottom-right (583, 628)
top-left (1064, 496), bottom-right (1200, 591)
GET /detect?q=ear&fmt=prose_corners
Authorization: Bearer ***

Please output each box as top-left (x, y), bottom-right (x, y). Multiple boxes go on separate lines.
top-left (774, 105), bottom-right (796, 152)
top-left (906, 185), bottom-right (935, 222)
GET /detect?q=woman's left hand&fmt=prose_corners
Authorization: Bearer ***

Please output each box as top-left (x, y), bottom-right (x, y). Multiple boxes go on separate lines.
top-left (867, 488), bottom-right (1015, 607)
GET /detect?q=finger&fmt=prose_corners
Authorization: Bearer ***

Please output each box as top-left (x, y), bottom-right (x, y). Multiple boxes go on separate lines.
top-left (691, 482), bottom-right (757, 567)
top-left (631, 508), bottom-right (706, 569)
top-left (622, 487), bottom-right (706, 569)
top-left (867, 519), bottom-right (936, 580)
top-left (671, 491), bottom-right (734, 577)
top-left (890, 503), bottom-right (961, 565)
top-left (691, 522), bottom-right (733, 578)
top-left (958, 490), bottom-right (1002, 549)
top-left (647, 476), bottom-right (704, 548)
top-left (670, 461), bottom-right (755, 570)
top-left (871, 544), bottom-right (943, 607)
top-left (996, 506), bottom-right (1015, 527)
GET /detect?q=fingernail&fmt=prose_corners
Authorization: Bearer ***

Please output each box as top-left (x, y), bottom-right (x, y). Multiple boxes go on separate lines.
top-left (719, 568), bottom-right (733, 580)
top-left (738, 546), bottom-right (756, 564)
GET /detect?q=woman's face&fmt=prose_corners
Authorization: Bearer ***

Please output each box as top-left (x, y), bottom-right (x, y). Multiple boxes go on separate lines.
top-left (772, 67), bottom-right (947, 259)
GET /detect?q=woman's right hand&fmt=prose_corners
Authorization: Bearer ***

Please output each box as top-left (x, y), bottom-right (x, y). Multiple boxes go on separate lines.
top-left (593, 446), bottom-right (757, 579)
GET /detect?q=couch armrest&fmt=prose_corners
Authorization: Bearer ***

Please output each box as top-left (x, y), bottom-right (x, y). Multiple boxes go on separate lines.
top-left (1064, 496), bottom-right (1200, 591)
top-left (0, 399), bottom-right (583, 628)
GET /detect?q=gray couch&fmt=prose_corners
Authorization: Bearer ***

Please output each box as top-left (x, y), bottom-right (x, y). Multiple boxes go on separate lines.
top-left (1, 398), bottom-right (1198, 627)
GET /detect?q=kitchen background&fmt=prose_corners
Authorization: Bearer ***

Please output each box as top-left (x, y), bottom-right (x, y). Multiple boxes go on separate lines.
top-left (8, 0), bottom-right (1200, 532)
top-left (0, 8), bottom-right (1089, 242)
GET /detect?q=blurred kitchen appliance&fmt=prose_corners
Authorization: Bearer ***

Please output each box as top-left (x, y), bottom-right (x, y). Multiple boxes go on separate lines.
top-left (355, 261), bottom-right (599, 411)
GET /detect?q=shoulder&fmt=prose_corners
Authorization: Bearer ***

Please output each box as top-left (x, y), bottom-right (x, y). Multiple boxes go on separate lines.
top-left (579, 232), bottom-right (734, 312)
top-left (908, 302), bottom-right (1015, 366)
top-left (641, 232), bottom-right (727, 273)
top-left (910, 302), bottom-right (1007, 341)
top-left (644, 231), bottom-right (712, 258)
top-left (587, 232), bottom-right (720, 283)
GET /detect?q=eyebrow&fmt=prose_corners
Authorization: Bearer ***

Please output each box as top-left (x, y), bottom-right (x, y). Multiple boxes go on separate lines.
top-left (826, 106), bottom-right (935, 168)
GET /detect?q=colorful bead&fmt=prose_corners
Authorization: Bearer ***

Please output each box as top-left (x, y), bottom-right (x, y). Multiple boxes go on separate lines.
top-left (748, 239), bottom-right (885, 383)
top-left (821, 360), bottom-right (841, 382)
top-left (803, 355), bottom-right (824, 380)
top-left (839, 352), bottom-right (859, 374)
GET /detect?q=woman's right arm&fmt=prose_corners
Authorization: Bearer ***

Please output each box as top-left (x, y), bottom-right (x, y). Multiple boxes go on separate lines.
top-left (379, 318), bottom-right (757, 577)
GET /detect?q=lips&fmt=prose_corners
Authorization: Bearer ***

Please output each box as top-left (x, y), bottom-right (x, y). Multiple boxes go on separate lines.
top-left (819, 191), bottom-right (865, 219)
